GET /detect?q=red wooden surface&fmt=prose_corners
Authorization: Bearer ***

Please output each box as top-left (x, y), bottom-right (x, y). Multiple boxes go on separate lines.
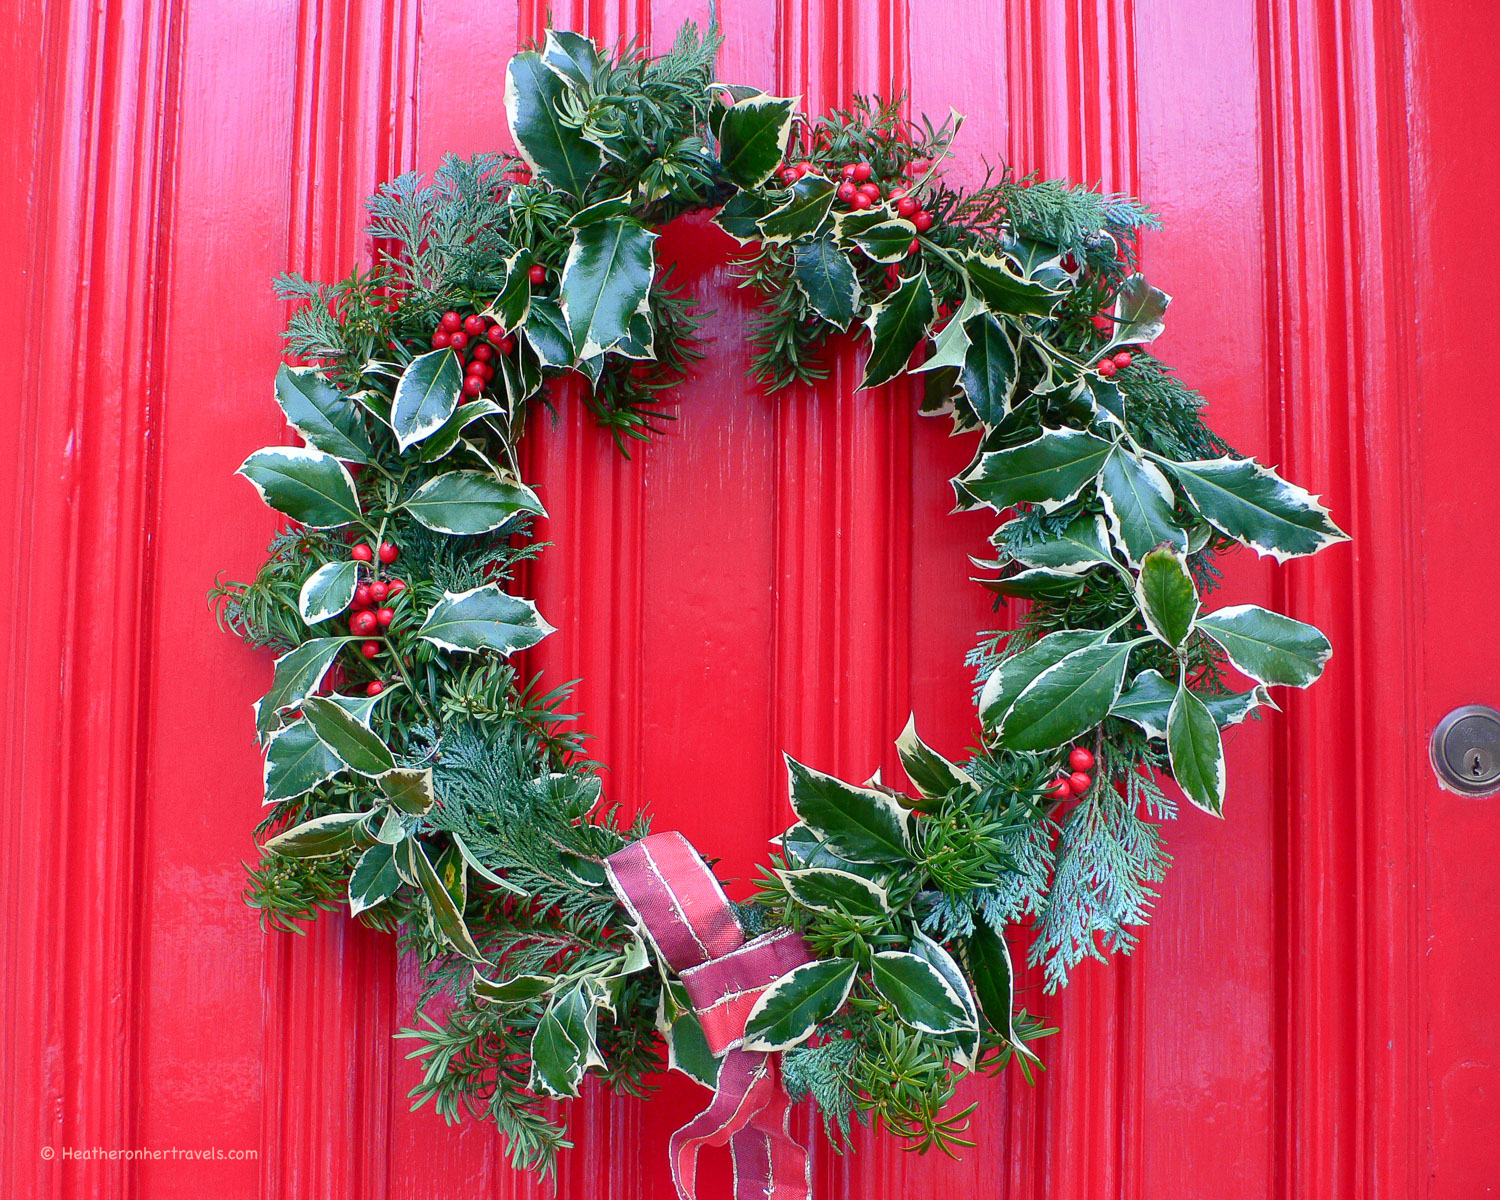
top-left (2, 1), bottom-right (1496, 1197)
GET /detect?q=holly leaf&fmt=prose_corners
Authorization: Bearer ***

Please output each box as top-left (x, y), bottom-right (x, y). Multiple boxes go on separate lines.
top-left (405, 839), bottom-right (489, 962)
top-left (523, 298), bottom-right (574, 368)
top-left (256, 637), bottom-right (348, 736)
top-left (377, 767), bottom-right (435, 815)
top-left (757, 173), bottom-right (837, 244)
top-left (1159, 455), bottom-right (1348, 562)
top-left (778, 823), bottom-right (863, 873)
top-left (1107, 274), bottom-right (1170, 348)
top-left (998, 640), bottom-right (1135, 751)
top-left (237, 447), bottom-right (362, 528)
top-left (504, 49), bottom-right (601, 197)
top-left (859, 267), bottom-right (935, 389)
top-left (403, 470), bottom-right (545, 535)
top-left (1196, 604), bottom-right (1333, 688)
top-left (274, 365), bottom-right (372, 462)
top-left (265, 810), bottom-right (369, 859)
top-left (954, 427), bottom-right (1113, 513)
top-left (870, 951), bottom-right (974, 1035)
top-left (978, 628), bottom-right (1104, 730)
top-left (911, 933), bottom-right (981, 1066)
top-left (785, 755), bottom-right (910, 864)
top-left (846, 218), bottom-right (918, 264)
top-left (416, 584), bottom-right (556, 655)
top-left (1098, 446), bottom-right (1186, 566)
top-left (1007, 512), bottom-right (1116, 575)
top-left (976, 567), bottom-right (1086, 601)
top-left (263, 720), bottom-right (345, 804)
top-left (742, 957), bottom-right (858, 1052)
top-left (1112, 668), bottom-right (1274, 739)
top-left (915, 295), bottom-right (982, 375)
top-left (1167, 684), bottom-right (1226, 815)
top-left (390, 348), bottom-right (463, 451)
top-left (715, 92), bottom-right (796, 188)
top-left (895, 714), bottom-right (975, 798)
top-left (963, 922), bottom-right (1029, 1053)
top-left (471, 970), bottom-right (553, 1005)
top-left (956, 310), bottom-right (1019, 425)
top-left (419, 397), bottom-right (505, 464)
top-left (348, 843), bottom-right (402, 915)
top-left (560, 216), bottom-right (657, 359)
top-left (540, 28), bottom-right (599, 88)
top-left (792, 236), bottom-right (861, 330)
top-left (1135, 545), bottom-right (1199, 648)
top-left (481, 251), bottom-right (534, 331)
top-left (297, 559), bottom-right (360, 623)
top-left (777, 867), bottom-right (891, 918)
top-left (964, 249), bottom-right (1064, 316)
top-left (302, 696), bottom-right (396, 776)
top-left (714, 189), bottom-right (775, 244)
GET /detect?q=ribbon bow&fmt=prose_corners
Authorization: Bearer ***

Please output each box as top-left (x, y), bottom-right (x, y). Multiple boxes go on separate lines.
top-left (606, 832), bottom-right (813, 1200)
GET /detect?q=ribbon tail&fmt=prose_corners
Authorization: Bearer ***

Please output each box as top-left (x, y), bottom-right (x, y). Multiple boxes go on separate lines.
top-left (731, 1055), bottom-right (810, 1200)
top-left (670, 1050), bottom-right (808, 1200)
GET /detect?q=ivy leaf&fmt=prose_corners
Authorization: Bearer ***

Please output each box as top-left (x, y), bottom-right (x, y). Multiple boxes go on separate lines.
top-left (560, 217), bottom-right (657, 359)
top-left (1135, 545), bottom-right (1199, 648)
top-left (1167, 684), bottom-right (1226, 815)
top-left (405, 839), bottom-right (489, 962)
top-left (540, 28), bottom-right (599, 87)
top-left (348, 843), bottom-right (402, 916)
top-left (1196, 604), bottom-right (1333, 688)
top-left (742, 957), bottom-right (859, 1052)
top-left (419, 397), bottom-right (505, 463)
top-left (391, 349), bottom-right (463, 451)
top-left (964, 249), bottom-right (1064, 316)
top-left (785, 755), bottom-right (911, 864)
top-left (895, 714), bottom-right (975, 798)
top-left (256, 637), bottom-right (347, 736)
top-left (297, 559), bottom-right (360, 623)
top-left (777, 867), bottom-right (891, 918)
top-left (1008, 512), bottom-right (1115, 575)
top-left (416, 584), bottom-right (556, 655)
top-left (714, 190), bottom-right (775, 244)
top-left (263, 720), bottom-right (345, 804)
top-left (1107, 274), bottom-right (1170, 348)
top-left (1112, 668), bottom-right (1274, 739)
top-left (403, 470), bottom-right (545, 535)
top-left (870, 951), bottom-right (974, 1035)
top-left (792, 236), bottom-right (861, 330)
top-left (1159, 455), bottom-right (1348, 562)
top-left (963, 922), bottom-right (1029, 1052)
top-left (847, 217), bottom-right (918, 264)
top-left (954, 427), bottom-right (1113, 513)
top-left (377, 767), bottom-right (435, 815)
top-left (237, 447), bottom-right (362, 528)
top-left (504, 50), bottom-right (601, 197)
top-left (302, 696), bottom-right (396, 776)
top-left (715, 93), bottom-right (796, 188)
top-left (1098, 446), bottom-right (1186, 566)
top-left (859, 267), bottom-right (935, 389)
top-left (998, 640), bottom-right (1135, 751)
top-left (757, 173), bottom-right (837, 244)
top-left (978, 628), bottom-right (1103, 730)
top-left (522, 298), bottom-right (574, 368)
top-left (274, 365), bottom-right (372, 462)
top-left (265, 810), bottom-right (369, 859)
top-left (956, 310), bottom-right (1019, 424)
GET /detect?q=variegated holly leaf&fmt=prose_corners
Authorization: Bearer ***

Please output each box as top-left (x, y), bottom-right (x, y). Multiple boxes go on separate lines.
top-left (714, 189), bottom-right (775, 243)
top-left (403, 470), bottom-right (545, 535)
top-left (391, 348), bottom-right (463, 451)
top-left (742, 957), bottom-right (858, 1052)
top-left (978, 628), bottom-right (1104, 730)
top-left (297, 559), bottom-right (359, 623)
top-left (348, 843), bottom-right (402, 915)
top-left (846, 217), bottom-right (918, 264)
top-left (911, 933), bottom-right (981, 1067)
top-left (1098, 446), bottom-right (1186, 566)
top-left (540, 28), bottom-right (599, 87)
top-left (1136, 545), bottom-right (1199, 649)
top-left (956, 310), bottom-right (1019, 424)
top-left (504, 50), bottom-right (601, 197)
top-left (256, 637), bottom-right (348, 736)
top-left (238, 447), bottom-right (362, 528)
top-left (453, 832), bottom-right (528, 896)
top-left (523, 298), bottom-right (575, 368)
top-left (1196, 604), bottom-right (1333, 688)
top-left (1158, 455), bottom-right (1348, 562)
top-left (895, 715), bottom-right (974, 798)
top-left (1006, 512), bottom-right (1115, 575)
top-left (777, 867), bottom-right (891, 917)
top-left (998, 640), bottom-right (1135, 751)
top-left (274, 364), bottom-right (372, 463)
top-left (792, 236), bottom-right (860, 329)
top-left (758, 173), bottom-right (836, 244)
top-left (859, 268), bottom-right (935, 389)
top-left (1167, 684), bottom-right (1226, 815)
top-left (870, 951), bottom-right (973, 1035)
top-left (659, 984), bottom-right (720, 1088)
top-left (419, 397), bottom-right (505, 464)
top-left (530, 983), bottom-right (603, 1097)
top-left (1112, 668), bottom-right (1274, 739)
top-left (265, 810), bottom-right (369, 859)
top-left (1107, 273), bottom-right (1170, 349)
top-left (416, 584), bottom-right (555, 655)
top-left (715, 92), bottom-right (796, 188)
top-left (263, 719), bottom-right (345, 804)
top-left (481, 251), bottom-right (534, 330)
top-left (472, 969), bottom-right (553, 1005)
top-left (785, 755), bottom-right (911, 864)
top-left (915, 295), bottom-right (983, 375)
top-left (778, 823), bottom-right (863, 872)
top-left (955, 427), bottom-right (1113, 513)
top-left (377, 767), bottom-right (434, 815)
top-left (405, 839), bottom-right (489, 962)
top-left (302, 696), bottom-right (396, 776)
top-left (963, 921), bottom-right (1030, 1054)
top-left (560, 216), bottom-right (657, 359)
top-left (964, 249), bottom-right (1064, 316)
top-left (975, 567), bottom-right (1085, 601)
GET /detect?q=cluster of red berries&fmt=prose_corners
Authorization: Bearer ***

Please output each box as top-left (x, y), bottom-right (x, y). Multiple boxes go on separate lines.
top-left (1096, 349), bottom-right (1134, 379)
top-left (775, 159), bottom-right (935, 258)
top-left (1045, 746), bottom-right (1096, 801)
top-left (346, 541), bottom-right (404, 688)
top-left (428, 291), bottom-right (540, 400)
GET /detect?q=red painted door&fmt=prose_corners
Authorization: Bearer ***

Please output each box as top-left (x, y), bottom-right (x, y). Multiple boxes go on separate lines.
top-left (3, 1), bottom-right (1497, 1197)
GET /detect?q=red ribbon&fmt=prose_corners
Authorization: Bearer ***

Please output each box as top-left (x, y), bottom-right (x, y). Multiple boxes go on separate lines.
top-left (605, 832), bottom-right (813, 1200)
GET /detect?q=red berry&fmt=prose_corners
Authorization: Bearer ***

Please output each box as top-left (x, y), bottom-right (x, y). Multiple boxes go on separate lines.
top-left (858, 182), bottom-right (882, 200)
top-left (850, 192), bottom-right (872, 210)
top-left (353, 583), bottom-right (374, 609)
top-left (779, 166), bottom-right (798, 185)
top-left (368, 581), bottom-right (389, 603)
top-left (851, 162), bottom-right (873, 182)
top-left (1112, 351), bottom-right (1134, 369)
top-left (794, 162), bottom-right (812, 178)
top-left (360, 640), bottom-right (381, 659)
top-left (475, 362), bottom-right (494, 382)
top-left (913, 210), bottom-right (933, 232)
top-left (351, 543), bottom-right (374, 563)
top-left (431, 330), bottom-right (452, 349)
top-left (907, 238), bottom-right (920, 256)
top-left (365, 680), bottom-right (385, 697)
top-left (840, 163), bottom-right (858, 180)
top-left (439, 311), bottom-right (462, 332)
top-left (463, 313), bottom-right (486, 336)
top-left (378, 542), bottom-right (399, 565)
top-left (471, 343), bottom-right (494, 362)
top-left (449, 330), bottom-right (469, 350)
top-left (528, 264), bottom-right (547, 285)
top-left (1069, 772), bottom-right (1093, 795)
top-left (1068, 746), bottom-right (1096, 772)
top-left (486, 325), bottom-right (508, 347)
top-left (837, 181), bottom-right (856, 202)
top-left (1097, 358), bottom-right (1117, 378)
top-left (386, 578), bottom-right (405, 596)
top-left (463, 375), bottom-right (485, 396)
top-left (375, 606), bottom-right (395, 628)
top-left (1046, 777), bottom-right (1072, 801)
top-left (895, 196), bottom-right (918, 217)
top-left (349, 610), bottom-right (378, 636)
top-left (498, 335), bottom-right (516, 355)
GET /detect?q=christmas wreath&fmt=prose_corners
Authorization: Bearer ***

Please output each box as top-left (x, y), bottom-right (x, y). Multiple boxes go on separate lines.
top-left (212, 20), bottom-right (1347, 1194)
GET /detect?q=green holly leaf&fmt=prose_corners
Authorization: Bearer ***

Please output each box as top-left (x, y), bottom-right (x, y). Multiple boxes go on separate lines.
top-left (956, 310), bottom-right (1019, 424)
top-left (1136, 545), bottom-right (1199, 648)
top-left (560, 216), bottom-right (657, 359)
top-left (540, 28), bottom-right (599, 87)
top-left (377, 767), bottom-right (435, 815)
top-left (895, 714), bottom-right (975, 798)
top-left (402, 470), bottom-right (545, 535)
top-left (1196, 604), bottom-right (1333, 688)
top-left (998, 640), bottom-right (1135, 751)
top-left (405, 839), bottom-right (489, 962)
top-left (504, 50), bottom-right (601, 197)
top-left (416, 584), bottom-right (556, 655)
top-left (471, 969), bottom-right (553, 1005)
top-left (256, 637), bottom-right (348, 736)
top-left (846, 217), bottom-right (917, 264)
top-left (792, 236), bottom-right (861, 330)
top-left (1007, 512), bottom-right (1116, 575)
top-left (348, 843), bottom-right (402, 915)
top-left (1112, 668), bottom-right (1274, 739)
top-left (1098, 446), bottom-right (1186, 566)
top-left (742, 957), bottom-right (859, 1052)
top-left (265, 810), bottom-right (369, 859)
top-left (785, 755), bottom-right (911, 864)
top-left (1107, 274), bottom-right (1170, 349)
top-left (390, 348), bottom-right (463, 452)
top-left (870, 951), bottom-right (974, 1035)
top-left (859, 267), bottom-right (935, 389)
top-left (1159, 455), bottom-right (1348, 562)
top-left (238, 447), bottom-right (362, 528)
top-left (297, 559), bottom-right (360, 623)
top-left (715, 93), bottom-right (796, 188)
top-left (964, 249), bottom-right (1064, 316)
top-left (1167, 684), bottom-right (1226, 815)
top-left (963, 922), bottom-right (1029, 1052)
top-left (263, 719), bottom-right (345, 804)
top-left (713, 190), bottom-right (775, 244)
top-left (978, 628), bottom-right (1103, 730)
top-left (954, 427), bottom-right (1113, 513)
top-left (274, 365), bottom-right (372, 462)
top-left (757, 173), bottom-right (837, 244)
top-left (777, 866), bottom-right (892, 918)
top-left (302, 696), bottom-right (396, 776)
top-left (523, 298), bottom-right (574, 368)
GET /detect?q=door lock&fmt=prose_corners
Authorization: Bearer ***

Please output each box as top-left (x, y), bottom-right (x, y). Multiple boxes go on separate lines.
top-left (1430, 705), bottom-right (1500, 795)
